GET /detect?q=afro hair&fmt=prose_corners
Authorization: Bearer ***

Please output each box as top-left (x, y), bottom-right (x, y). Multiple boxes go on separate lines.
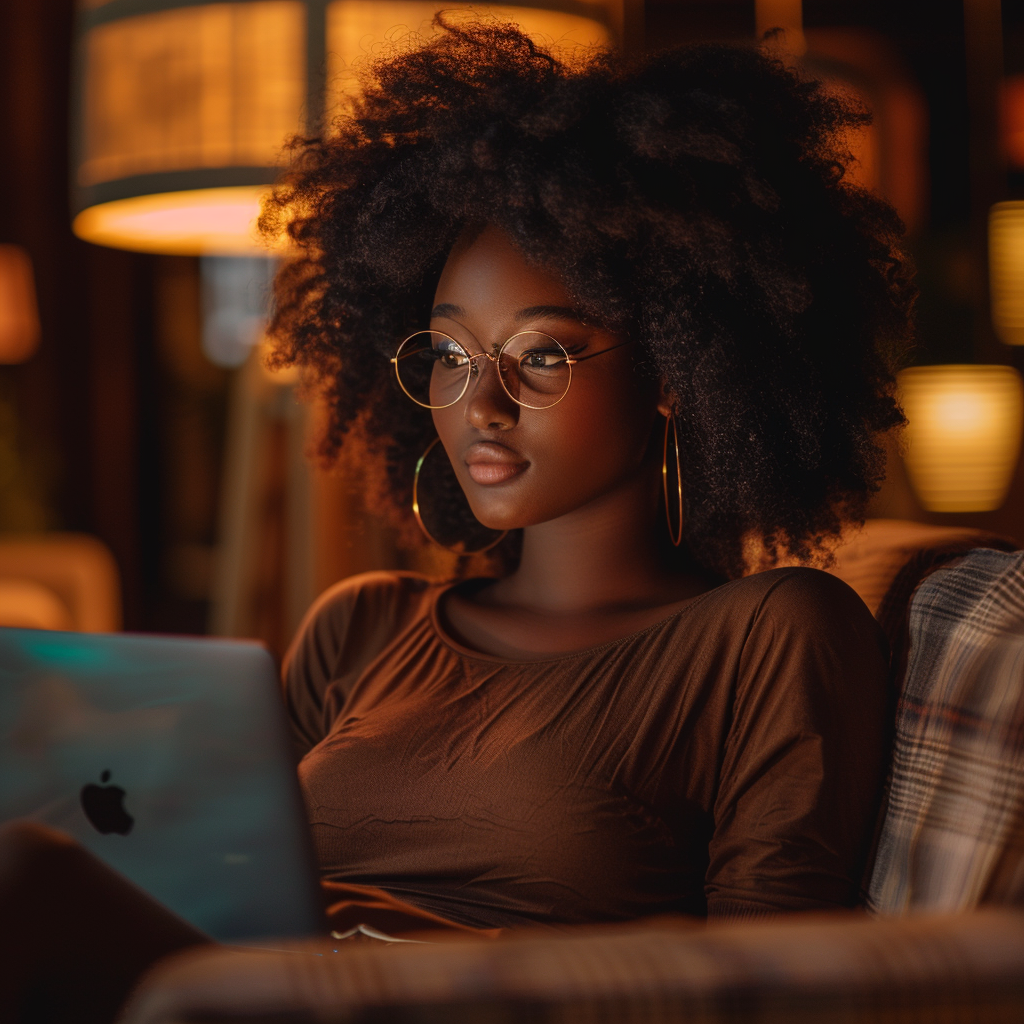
top-left (263, 16), bottom-right (914, 580)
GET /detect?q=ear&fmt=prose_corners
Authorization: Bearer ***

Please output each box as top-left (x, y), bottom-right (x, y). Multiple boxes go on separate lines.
top-left (656, 379), bottom-right (676, 418)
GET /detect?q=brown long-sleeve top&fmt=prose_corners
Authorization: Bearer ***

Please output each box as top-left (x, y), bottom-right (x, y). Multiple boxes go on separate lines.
top-left (283, 566), bottom-right (889, 932)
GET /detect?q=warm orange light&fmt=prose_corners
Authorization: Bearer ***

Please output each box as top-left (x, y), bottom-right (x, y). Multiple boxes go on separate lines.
top-left (0, 581), bottom-right (72, 631)
top-left (73, 2), bottom-right (615, 256)
top-left (754, 0), bottom-right (806, 56)
top-left (327, 1), bottom-right (610, 114)
top-left (72, 187), bottom-right (288, 257)
top-left (0, 245), bottom-right (41, 364)
top-left (990, 201), bottom-right (1024, 346)
top-left (77, 2), bottom-right (305, 188)
top-left (899, 365), bottom-right (1024, 512)
top-left (1001, 75), bottom-right (1024, 169)
top-left (73, 1), bottom-right (305, 255)
top-left (258, 337), bottom-right (301, 384)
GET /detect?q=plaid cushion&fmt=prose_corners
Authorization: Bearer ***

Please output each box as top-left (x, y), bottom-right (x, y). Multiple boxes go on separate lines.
top-left (867, 548), bottom-right (1024, 914)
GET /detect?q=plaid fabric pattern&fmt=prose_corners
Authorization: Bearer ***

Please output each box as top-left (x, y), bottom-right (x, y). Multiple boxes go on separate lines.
top-left (867, 548), bottom-right (1024, 914)
top-left (872, 535), bottom-right (1017, 650)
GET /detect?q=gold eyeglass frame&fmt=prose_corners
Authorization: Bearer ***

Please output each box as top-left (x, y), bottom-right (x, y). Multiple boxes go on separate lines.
top-left (390, 330), bottom-right (578, 411)
top-left (391, 331), bottom-right (632, 411)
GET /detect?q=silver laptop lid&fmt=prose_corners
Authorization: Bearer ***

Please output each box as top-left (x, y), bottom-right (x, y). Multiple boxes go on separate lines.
top-left (0, 628), bottom-right (322, 941)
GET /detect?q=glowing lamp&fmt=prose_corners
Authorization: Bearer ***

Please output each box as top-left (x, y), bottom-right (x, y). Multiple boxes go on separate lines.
top-left (74, 188), bottom-right (278, 257)
top-left (899, 364), bottom-right (1024, 513)
top-left (0, 245), bottom-right (41, 364)
top-left (71, 1), bottom-right (615, 256)
top-left (990, 201), bottom-right (1024, 346)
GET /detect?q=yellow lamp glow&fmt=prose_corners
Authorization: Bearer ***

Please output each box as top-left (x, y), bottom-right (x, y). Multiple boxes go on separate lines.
top-left (991, 201), bottom-right (1024, 346)
top-left (327, 3), bottom-right (611, 121)
top-left (72, 187), bottom-right (285, 257)
top-left (72, 1), bottom-right (306, 255)
top-left (899, 364), bottom-right (1024, 512)
top-left (72, 1), bottom-right (617, 256)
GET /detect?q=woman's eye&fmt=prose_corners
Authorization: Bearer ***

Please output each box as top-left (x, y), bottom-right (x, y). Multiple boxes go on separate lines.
top-left (520, 350), bottom-right (566, 370)
top-left (435, 349), bottom-right (469, 369)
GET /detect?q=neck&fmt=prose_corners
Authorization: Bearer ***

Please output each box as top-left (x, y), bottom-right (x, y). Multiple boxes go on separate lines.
top-left (495, 465), bottom-right (698, 615)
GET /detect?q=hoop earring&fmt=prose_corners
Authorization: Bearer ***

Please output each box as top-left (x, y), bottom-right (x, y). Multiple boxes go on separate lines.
top-left (413, 438), bottom-right (508, 555)
top-left (662, 411), bottom-right (684, 547)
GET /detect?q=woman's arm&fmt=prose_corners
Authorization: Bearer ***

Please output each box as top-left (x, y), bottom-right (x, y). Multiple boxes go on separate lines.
top-left (281, 571), bottom-right (432, 760)
top-left (706, 569), bottom-right (891, 918)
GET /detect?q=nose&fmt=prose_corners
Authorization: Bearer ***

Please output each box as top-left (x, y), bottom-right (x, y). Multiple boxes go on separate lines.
top-left (464, 354), bottom-right (519, 431)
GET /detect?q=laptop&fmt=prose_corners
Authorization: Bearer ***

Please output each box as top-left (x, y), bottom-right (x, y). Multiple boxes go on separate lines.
top-left (0, 627), bottom-right (323, 942)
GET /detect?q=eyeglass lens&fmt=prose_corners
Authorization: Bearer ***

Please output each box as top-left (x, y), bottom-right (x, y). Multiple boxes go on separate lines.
top-left (394, 331), bottom-right (572, 409)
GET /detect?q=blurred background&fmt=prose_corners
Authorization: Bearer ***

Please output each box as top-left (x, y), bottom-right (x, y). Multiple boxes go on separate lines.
top-left (0, 0), bottom-right (1022, 658)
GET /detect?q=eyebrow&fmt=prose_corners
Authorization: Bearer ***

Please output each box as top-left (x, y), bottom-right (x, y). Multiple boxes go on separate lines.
top-left (429, 303), bottom-right (584, 324)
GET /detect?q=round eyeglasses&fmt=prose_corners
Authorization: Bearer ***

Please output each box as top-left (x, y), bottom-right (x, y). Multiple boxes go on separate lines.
top-left (391, 331), bottom-right (629, 411)
top-left (391, 331), bottom-right (575, 411)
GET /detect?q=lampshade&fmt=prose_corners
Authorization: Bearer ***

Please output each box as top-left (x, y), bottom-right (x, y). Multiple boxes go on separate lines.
top-left (0, 245), bottom-right (41, 364)
top-left (990, 201), bottom-right (1024, 346)
top-left (899, 364), bottom-right (1024, 513)
top-left (71, 1), bottom-right (616, 256)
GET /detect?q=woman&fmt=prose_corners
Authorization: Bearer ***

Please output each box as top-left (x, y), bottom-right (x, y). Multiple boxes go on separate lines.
top-left (268, 17), bottom-right (909, 931)
top-left (0, 16), bottom-right (912, 1020)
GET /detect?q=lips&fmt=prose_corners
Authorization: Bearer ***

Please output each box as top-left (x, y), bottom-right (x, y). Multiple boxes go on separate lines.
top-left (463, 441), bottom-right (528, 485)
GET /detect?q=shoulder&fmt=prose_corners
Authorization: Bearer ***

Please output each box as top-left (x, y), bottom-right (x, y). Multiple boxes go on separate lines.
top-left (719, 566), bottom-right (880, 635)
top-left (725, 564), bottom-right (870, 605)
top-left (707, 568), bottom-right (892, 914)
top-left (283, 570), bottom-right (442, 681)
top-left (313, 567), bottom-right (438, 606)
top-left (709, 567), bottom-right (888, 699)
top-left (300, 570), bottom-right (439, 634)
top-left (281, 571), bottom-right (449, 759)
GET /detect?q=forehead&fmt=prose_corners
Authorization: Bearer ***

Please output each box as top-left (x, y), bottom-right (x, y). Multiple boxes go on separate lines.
top-left (433, 225), bottom-right (574, 315)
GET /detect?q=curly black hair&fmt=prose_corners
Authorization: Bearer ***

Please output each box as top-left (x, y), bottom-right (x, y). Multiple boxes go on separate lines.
top-left (263, 16), bottom-right (914, 580)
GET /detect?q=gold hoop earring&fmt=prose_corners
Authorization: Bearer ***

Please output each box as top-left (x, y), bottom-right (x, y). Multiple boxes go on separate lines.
top-left (662, 412), bottom-right (683, 547)
top-left (412, 438), bottom-right (508, 555)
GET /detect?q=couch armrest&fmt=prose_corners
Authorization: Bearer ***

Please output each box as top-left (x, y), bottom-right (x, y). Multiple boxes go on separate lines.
top-left (120, 909), bottom-right (1024, 1024)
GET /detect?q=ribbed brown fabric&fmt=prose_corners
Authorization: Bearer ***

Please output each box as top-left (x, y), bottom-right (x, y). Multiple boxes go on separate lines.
top-left (283, 568), bottom-right (888, 933)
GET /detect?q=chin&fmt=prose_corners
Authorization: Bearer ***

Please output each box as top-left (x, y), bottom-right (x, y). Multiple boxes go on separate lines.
top-left (465, 489), bottom-right (572, 533)
top-left (458, 466), bottom-right (598, 531)
top-left (465, 493), bottom-right (528, 532)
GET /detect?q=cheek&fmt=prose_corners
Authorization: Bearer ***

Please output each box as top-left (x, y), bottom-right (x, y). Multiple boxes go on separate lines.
top-left (453, 392), bottom-right (658, 531)
top-left (431, 407), bottom-right (462, 456)
top-left (539, 383), bottom-right (656, 490)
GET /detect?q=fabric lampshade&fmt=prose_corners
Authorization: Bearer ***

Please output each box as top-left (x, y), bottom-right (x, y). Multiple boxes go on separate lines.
top-left (991, 201), bottom-right (1024, 346)
top-left (71, 0), bottom-right (616, 256)
top-left (899, 364), bottom-right (1024, 513)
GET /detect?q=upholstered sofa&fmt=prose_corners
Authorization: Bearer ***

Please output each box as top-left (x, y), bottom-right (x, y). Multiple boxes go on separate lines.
top-left (119, 519), bottom-right (1024, 1024)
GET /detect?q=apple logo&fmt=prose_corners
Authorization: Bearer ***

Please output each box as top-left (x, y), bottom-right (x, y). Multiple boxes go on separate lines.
top-left (80, 770), bottom-right (134, 835)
